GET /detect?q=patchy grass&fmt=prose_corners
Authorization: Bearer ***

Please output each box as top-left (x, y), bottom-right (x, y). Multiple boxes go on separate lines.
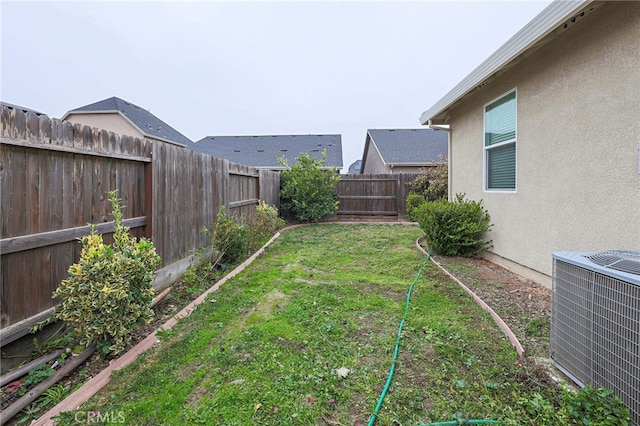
top-left (56, 224), bottom-right (564, 425)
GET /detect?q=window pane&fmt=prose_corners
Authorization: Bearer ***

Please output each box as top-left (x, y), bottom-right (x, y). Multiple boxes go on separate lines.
top-left (485, 91), bottom-right (516, 146)
top-left (487, 143), bottom-right (516, 190)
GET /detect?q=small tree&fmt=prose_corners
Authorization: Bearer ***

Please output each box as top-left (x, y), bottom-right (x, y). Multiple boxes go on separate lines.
top-left (279, 151), bottom-right (341, 222)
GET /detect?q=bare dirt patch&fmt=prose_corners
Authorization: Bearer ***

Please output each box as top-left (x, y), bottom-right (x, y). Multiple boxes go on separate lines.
top-left (429, 253), bottom-right (552, 358)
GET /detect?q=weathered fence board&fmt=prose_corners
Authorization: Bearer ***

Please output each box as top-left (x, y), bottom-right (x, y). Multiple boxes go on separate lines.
top-left (0, 104), bottom-right (280, 342)
top-left (336, 173), bottom-right (418, 218)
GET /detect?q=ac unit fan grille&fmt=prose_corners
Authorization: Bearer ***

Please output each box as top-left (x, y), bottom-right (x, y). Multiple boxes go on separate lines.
top-left (585, 250), bottom-right (640, 275)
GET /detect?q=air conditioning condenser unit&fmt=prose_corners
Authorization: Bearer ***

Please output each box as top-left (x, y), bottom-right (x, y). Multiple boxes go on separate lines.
top-left (552, 250), bottom-right (639, 425)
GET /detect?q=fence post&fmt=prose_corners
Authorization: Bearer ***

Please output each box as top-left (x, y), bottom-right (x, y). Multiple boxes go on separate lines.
top-left (143, 143), bottom-right (153, 239)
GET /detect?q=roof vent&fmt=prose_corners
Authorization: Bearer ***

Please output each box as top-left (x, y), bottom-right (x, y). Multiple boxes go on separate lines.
top-left (558, 5), bottom-right (599, 34)
top-left (585, 250), bottom-right (640, 275)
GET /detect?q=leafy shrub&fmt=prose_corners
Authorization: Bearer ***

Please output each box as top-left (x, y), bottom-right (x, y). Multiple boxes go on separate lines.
top-left (406, 193), bottom-right (427, 222)
top-left (560, 385), bottom-right (630, 425)
top-left (279, 151), bottom-right (341, 222)
top-left (247, 201), bottom-right (286, 251)
top-left (406, 157), bottom-right (448, 202)
top-left (513, 385), bottom-right (631, 426)
top-left (416, 193), bottom-right (492, 257)
top-left (53, 191), bottom-right (160, 355)
top-left (211, 206), bottom-right (248, 265)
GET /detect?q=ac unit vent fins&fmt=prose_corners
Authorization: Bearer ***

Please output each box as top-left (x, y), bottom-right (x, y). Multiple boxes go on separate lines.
top-left (585, 250), bottom-right (640, 275)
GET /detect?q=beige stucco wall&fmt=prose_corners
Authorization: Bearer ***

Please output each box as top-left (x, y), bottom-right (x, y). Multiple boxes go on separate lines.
top-left (63, 112), bottom-right (143, 141)
top-left (362, 141), bottom-right (391, 174)
top-left (448, 1), bottom-right (640, 283)
top-left (361, 141), bottom-right (430, 174)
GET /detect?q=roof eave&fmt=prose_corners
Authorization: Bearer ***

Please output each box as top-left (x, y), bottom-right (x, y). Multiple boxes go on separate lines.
top-left (387, 162), bottom-right (443, 167)
top-left (62, 109), bottom-right (187, 147)
top-left (419, 0), bottom-right (596, 125)
top-left (141, 133), bottom-right (187, 148)
top-left (61, 109), bottom-right (117, 121)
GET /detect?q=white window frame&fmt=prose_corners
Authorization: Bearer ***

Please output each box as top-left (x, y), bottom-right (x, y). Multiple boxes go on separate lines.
top-left (483, 89), bottom-right (517, 192)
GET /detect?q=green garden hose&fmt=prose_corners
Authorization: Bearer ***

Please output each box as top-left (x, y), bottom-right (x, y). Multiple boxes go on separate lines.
top-left (366, 252), bottom-right (500, 426)
top-left (418, 420), bottom-right (500, 425)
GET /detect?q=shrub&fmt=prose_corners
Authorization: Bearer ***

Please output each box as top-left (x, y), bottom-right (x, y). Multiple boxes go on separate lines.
top-left (513, 385), bottom-right (631, 426)
top-left (211, 206), bottom-right (248, 265)
top-left (247, 201), bottom-right (286, 252)
top-left (53, 191), bottom-right (160, 355)
top-left (406, 193), bottom-right (427, 222)
top-left (279, 151), bottom-right (340, 222)
top-left (416, 193), bottom-right (492, 257)
top-left (407, 157), bottom-right (448, 202)
top-left (560, 385), bottom-right (630, 425)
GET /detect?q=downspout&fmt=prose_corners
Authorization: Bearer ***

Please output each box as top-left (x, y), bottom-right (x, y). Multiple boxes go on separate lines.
top-left (427, 121), bottom-right (452, 201)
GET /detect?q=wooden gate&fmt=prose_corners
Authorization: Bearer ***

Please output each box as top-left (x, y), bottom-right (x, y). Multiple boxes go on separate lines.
top-left (336, 173), bottom-right (418, 219)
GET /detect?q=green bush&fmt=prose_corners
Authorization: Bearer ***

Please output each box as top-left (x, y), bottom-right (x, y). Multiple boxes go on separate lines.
top-left (211, 206), bottom-right (249, 265)
top-left (513, 385), bottom-right (631, 426)
top-left (53, 191), bottom-right (160, 355)
top-left (247, 201), bottom-right (286, 252)
top-left (560, 385), bottom-right (630, 425)
top-left (406, 193), bottom-right (427, 222)
top-left (406, 157), bottom-right (448, 202)
top-left (207, 202), bottom-right (285, 266)
top-left (416, 193), bottom-right (492, 257)
top-left (279, 151), bottom-right (340, 222)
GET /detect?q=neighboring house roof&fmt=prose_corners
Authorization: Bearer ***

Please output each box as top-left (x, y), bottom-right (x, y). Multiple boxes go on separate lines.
top-left (362, 128), bottom-right (448, 169)
top-left (348, 160), bottom-right (362, 174)
top-left (1, 101), bottom-right (47, 116)
top-left (192, 135), bottom-right (343, 170)
top-left (62, 96), bottom-right (193, 147)
top-left (420, 0), bottom-right (596, 125)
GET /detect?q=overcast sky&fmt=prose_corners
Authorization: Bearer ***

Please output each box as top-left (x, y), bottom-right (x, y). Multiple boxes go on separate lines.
top-left (1, 0), bottom-right (553, 171)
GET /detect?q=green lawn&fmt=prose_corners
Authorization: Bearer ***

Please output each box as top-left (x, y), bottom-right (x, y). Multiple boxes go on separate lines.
top-left (55, 224), bottom-right (568, 425)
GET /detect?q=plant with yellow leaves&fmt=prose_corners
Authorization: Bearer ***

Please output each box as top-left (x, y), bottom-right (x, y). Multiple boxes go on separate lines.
top-left (53, 191), bottom-right (160, 355)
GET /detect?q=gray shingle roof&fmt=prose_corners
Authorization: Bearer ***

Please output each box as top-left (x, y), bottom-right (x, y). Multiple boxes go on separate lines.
top-left (65, 97), bottom-right (193, 146)
top-left (1, 101), bottom-right (47, 116)
top-left (367, 129), bottom-right (448, 165)
top-left (192, 135), bottom-right (343, 170)
top-left (348, 159), bottom-right (362, 174)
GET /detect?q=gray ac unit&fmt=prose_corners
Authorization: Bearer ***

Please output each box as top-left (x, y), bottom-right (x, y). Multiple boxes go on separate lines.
top-left (552, 250), bottom-right (640, 425)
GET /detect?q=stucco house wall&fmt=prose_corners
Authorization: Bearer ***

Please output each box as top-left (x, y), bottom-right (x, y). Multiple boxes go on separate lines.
top-left (63, 112), bottom-right (143, 141)
top-left (448, 1), bottom-right (640, 285)
top-left (362, 142), bottom-right (389, 174)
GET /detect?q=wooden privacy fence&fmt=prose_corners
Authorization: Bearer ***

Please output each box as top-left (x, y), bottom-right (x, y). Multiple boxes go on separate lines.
top-left (0, 105), bottom-right (280, 343)
top-left (336, 173), bottom-right (418, 218)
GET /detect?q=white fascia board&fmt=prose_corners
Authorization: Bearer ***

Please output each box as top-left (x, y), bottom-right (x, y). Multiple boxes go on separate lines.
top-left (359, 131), bottom-right (373, 172)
top-left (60, 109), bottom-right (117, 122)
top-left (370, 138), bottom-right (389, 166)
top-left (419, 0), bottom-right (593, 125)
